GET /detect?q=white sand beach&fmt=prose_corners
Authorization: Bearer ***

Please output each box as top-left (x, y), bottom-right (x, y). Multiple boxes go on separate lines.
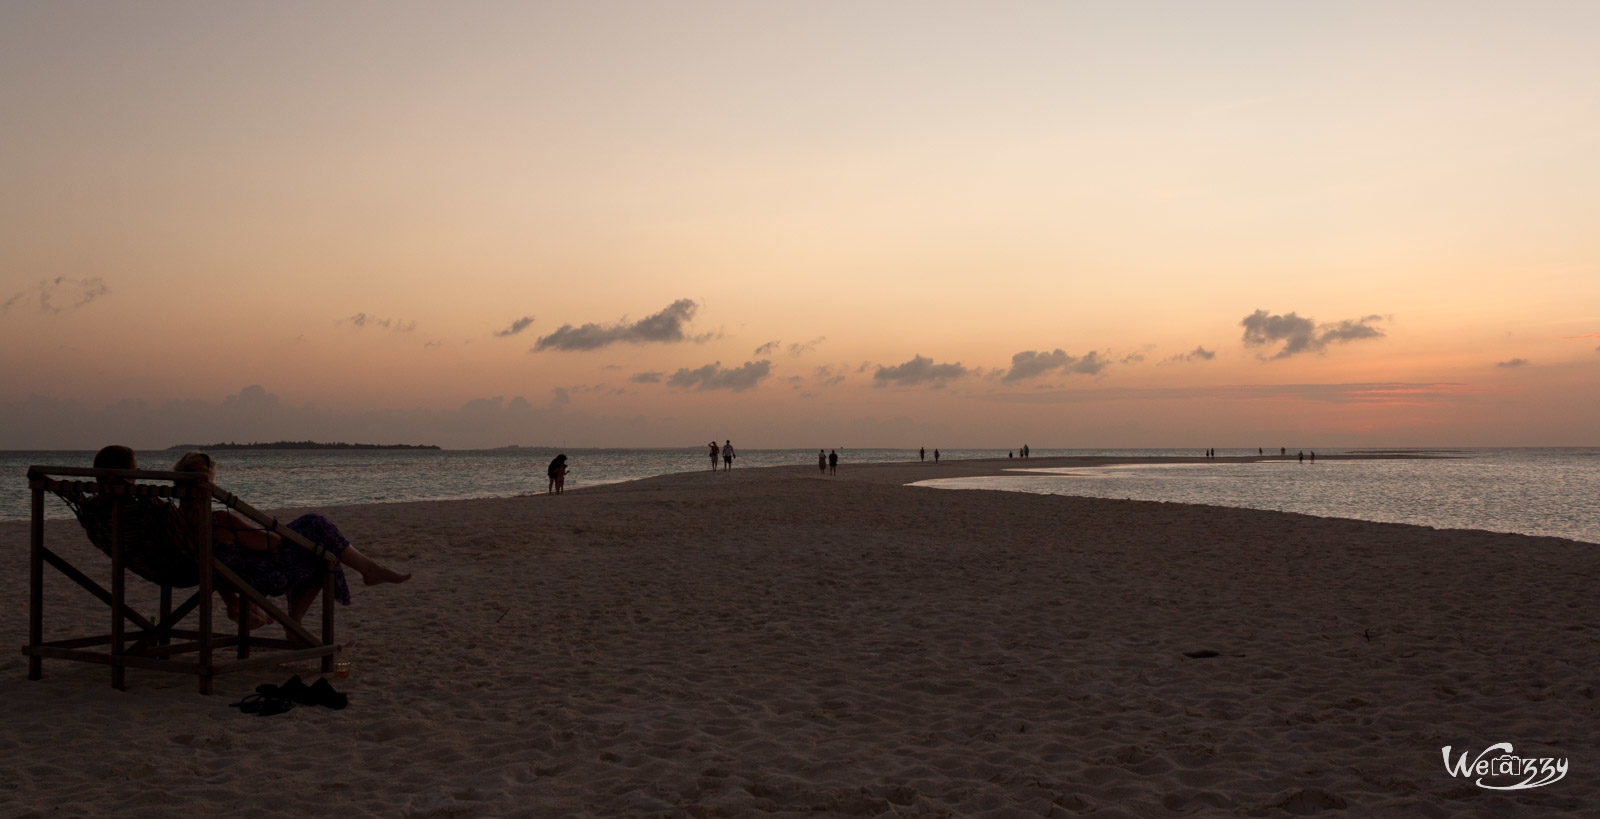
top-left (2, 458), bottom-right (1595, 817)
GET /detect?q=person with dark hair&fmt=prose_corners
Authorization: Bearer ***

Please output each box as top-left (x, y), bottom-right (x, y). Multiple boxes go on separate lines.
top-left (82, 445), bottom-right (201, 589)
top-left (547, 453), bottom-right (569, 494)
top-left (93, 444), bottom-right (137, 471)
top-left (722, 440), bottom-right (735, 471)
top-left (828, 449), bottom-right (838, 475)
top-left (818, 449), bottom-right (827, 473)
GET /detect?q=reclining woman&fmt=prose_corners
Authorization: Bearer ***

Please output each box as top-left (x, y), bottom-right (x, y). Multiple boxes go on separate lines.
top-left (171, 450), bottom-right (411, 633)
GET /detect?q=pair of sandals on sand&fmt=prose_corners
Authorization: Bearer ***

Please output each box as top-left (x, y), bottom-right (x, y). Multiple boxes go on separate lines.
top-left (231, 674), bottom-right (348, 716)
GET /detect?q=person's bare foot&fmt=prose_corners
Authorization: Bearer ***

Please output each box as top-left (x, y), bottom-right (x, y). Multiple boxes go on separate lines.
top-left (225, 598), bottom-right (273, 630)
top-left (361, 564), bottom-right (411, 586)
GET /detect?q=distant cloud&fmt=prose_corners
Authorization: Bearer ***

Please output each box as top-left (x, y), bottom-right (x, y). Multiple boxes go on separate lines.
top-left (755, 336), bottom-right (825, 357)
top-left (629, 371), bottom-right (664, 384)
top-left (346, 312), bottom-right (417, 332)
top-left (1240, 309), bottom-right (1384, 359)
top-left (1166, 346), bottom-right (1216, 364)
top-left (1002, 349), bottom-right (1109, 382)
top-left (814, 365), bottom-right (847, 387)
top-left (0, 387), bottom-right (704, 450)
top-left (787, 336), bottom-right (825, 356)
top-left (1559, 332), bottom-right (1600, 340)
top-left (495, 316), bottom-right (535, 337)
top-left (534, 298), bottom-right (708, 352)
top-left (1496, 358), bottom-right (1531, 368)
top-left (666, 360), bottom-right (772, 392)
top-left (985, 381), bottom-right (1492, 407)
top-left (873, 355), bottom-right (969, 387)
top-left (0, 276), bottom-right (110, 315)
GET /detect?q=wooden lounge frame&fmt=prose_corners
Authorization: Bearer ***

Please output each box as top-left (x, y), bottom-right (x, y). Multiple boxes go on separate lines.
top-left (23, 465), bottom-right (339, 694)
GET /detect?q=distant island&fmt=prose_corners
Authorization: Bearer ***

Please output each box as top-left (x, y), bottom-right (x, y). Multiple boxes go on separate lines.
top-left (167, 441), bottom-right (441, 451)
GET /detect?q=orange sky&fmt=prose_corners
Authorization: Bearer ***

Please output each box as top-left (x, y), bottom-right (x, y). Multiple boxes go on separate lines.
top-left (2, 2), bottom-right (1597, 449)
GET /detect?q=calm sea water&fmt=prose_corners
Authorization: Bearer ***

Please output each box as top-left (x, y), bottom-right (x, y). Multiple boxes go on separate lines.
top-left (915, 448), bottom-right (1600, 545)
top-left (6, 447), bottom-right (1596, 545)
top-left (2, 447), bottom-right (1059, 522)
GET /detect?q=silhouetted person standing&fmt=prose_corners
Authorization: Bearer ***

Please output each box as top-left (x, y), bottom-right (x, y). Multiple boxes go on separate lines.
top-left (818, 449), bottom-right (826, 473)
top-left (547, 454), bottom-right (568, 494)
top-left (828, 449), bottom-right (838, 475)
top-left (919, 447), bottom-right (925, 462)
top-left (722, 440), bottom-right (735, 471)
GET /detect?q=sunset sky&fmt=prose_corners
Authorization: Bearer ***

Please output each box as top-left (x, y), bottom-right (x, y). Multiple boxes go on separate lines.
top-left (3, 1), bottom-right (1597, 450)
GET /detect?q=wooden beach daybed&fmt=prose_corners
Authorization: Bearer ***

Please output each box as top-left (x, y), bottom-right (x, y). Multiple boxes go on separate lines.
top-left (22, 465), bottom-right (340, 694)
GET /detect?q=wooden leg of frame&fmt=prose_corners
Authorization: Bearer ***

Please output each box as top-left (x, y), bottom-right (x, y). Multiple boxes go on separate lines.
top-left (28, 484), bottom-right (45, 681)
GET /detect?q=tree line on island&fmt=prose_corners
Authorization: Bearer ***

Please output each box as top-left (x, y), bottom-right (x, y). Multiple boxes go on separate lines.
top-left (165, 441), bottom-right (441, 451)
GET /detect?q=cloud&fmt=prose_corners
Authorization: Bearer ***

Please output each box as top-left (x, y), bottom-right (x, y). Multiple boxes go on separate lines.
top-left (629, 371), bottom-right (664, 384)
top-left (534, 298), bottom-right (707, 352)
top-left (0, 387), bottom-right (703, 450)
top-left (1240, 310), bottom-right (1385, 359)
top-left (984, 382), bottom-right (1493, 407)
top-left (1, 277), bottom-right (110, 315)
top-left (754, 336), bottom-right (825, 357)
top-left (1166, 346), bottom-right (1216, 364)
top-left (346, 313), bottom-right (417, 332)
top-left (873, 355), bottom-right (969, 387)
top-left (495, 316), bottom-right (535, 337)
top-left (1002, 349), bottom-right (1109, 382)
top-left (666, 360), bottom-right (772, 392)
top-left (1496, 358), bottom-right (1530, 368)
top-left (787, 336), bottom-right (826, 356)
top-left (814, 365), bottom-right (847, 387)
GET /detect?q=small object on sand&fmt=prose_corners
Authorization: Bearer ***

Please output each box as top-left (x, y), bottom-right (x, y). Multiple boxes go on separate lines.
top-left (230, 693), bottom-right (294, 716)
top-left (1182, 650), bottom-right (1222, 659)
top-left (254, 674), bottom-right (350, 710)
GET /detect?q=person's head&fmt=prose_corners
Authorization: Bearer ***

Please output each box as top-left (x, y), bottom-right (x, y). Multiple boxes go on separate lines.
top-left (93, 445), bottom-right (137, 471)
top-left (173, 451), bottom-right (216, 481)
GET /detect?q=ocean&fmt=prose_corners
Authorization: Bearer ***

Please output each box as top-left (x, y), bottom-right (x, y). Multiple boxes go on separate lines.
top-left (5, 447), bottom-right (1596, 545)
top-left (4, 446), bottom-right (1027, 521)
top-left (915, 448), bottom-right (1600, 545)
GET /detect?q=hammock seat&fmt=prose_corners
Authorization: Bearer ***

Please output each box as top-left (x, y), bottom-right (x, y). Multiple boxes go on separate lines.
top-left (23, 465), bottom-right (339, 694)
